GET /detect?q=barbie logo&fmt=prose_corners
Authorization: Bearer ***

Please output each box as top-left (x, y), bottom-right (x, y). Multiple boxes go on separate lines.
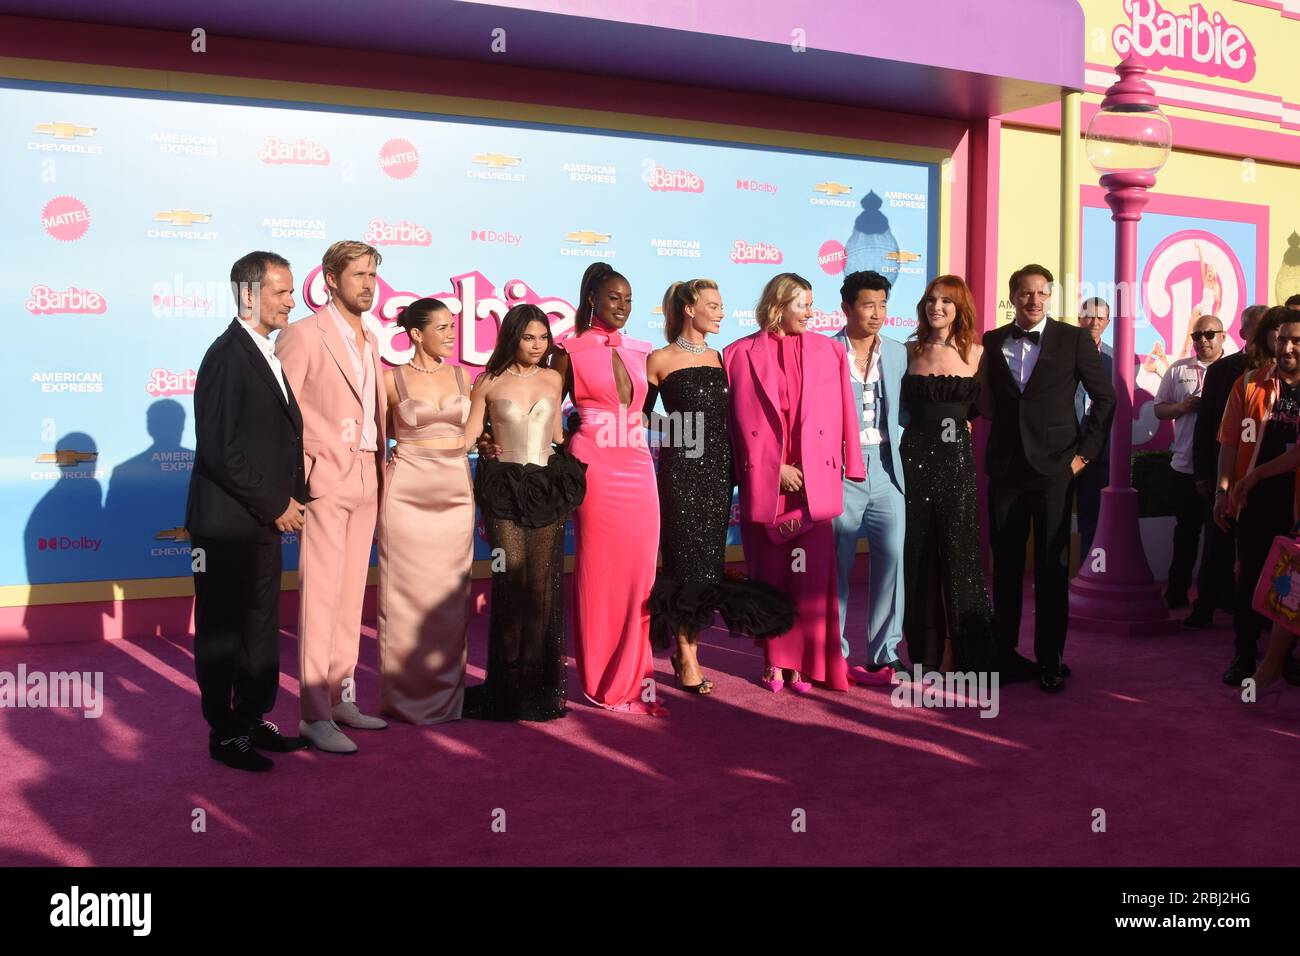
top-left (302, 267), bottom-right (576, 366)
top-left (259, 137), bottom-right (331, 165)
top-left (1141, 229), bottom-right (1246, 362)
top-left (26, 285), bottom-right (106, 315)
top-left (146, 368), bottom-right (197, 397)
top-left (364, 218), bottom-right (432, 246)
top-left (647, 166), bottom-right (704, 193)
top-left (807, 308), bottom-right (846, 333)
top-left (730, 240), bottom-right (784, 265)
top-left (1112, 1), bottom-right (1255, 82)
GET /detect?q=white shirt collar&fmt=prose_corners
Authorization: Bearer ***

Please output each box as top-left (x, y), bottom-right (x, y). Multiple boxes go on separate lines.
top-left (239, 316), bottom-right (276, 356)
top-left (1015, 315), bottom-right (1049, 337)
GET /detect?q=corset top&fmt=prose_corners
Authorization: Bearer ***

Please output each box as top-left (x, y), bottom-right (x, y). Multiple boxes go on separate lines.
top-left (901, 374), bottom-right (980, 429)
top-left (490, 397), bottom-right (557, 466)
top-left (392, 364), bottom-right (468, 441)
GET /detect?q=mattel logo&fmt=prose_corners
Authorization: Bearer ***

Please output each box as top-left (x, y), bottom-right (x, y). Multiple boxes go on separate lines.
top-left (364, 218), bottom-right (431, 247)
top-left (647, 166), bottom-right (704, 193)
top-left (736, 178), bottom-right (778, 195)
top-left (470, 229), bottom-right (522, 246)
top-left (259, 137), bottom-right (330, 165)
top-left (37, 536), bottom-right (102, 553)
top-left (41, 196), bottom-right (91, 242)
top-left (730, 240), bottom-right (783, 265)
top-left (379, 139), bottom-right (419, 179)
top-left (26, 285), bottom-right (106, 316)
top-left (146, 368), bottom-right (197, 397)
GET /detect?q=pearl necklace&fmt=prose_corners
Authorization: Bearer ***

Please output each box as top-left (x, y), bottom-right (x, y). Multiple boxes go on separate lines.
top-left (506, 364), bottom-right (542, 379)
top-left (408, 358), bottom-right (446, 374)
top-left (674, 336), bottom-right (707, 355)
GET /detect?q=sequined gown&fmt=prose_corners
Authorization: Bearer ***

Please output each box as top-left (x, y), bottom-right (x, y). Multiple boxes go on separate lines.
top-left (464, 396), bottom-right (586, 722)
top-left (899, 374), bottom-right (998, 671)
top-left (647, 365), bottom-right (794, 644)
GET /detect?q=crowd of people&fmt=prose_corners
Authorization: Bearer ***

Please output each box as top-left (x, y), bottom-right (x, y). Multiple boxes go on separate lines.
top-left (185, 238), bottom-right (1300, 772)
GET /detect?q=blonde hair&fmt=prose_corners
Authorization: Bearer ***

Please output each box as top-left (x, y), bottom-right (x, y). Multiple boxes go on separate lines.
top-left (322, 240), bottom-right (382, 289)
top-left (662, 278), bottom-right (719, 343)
top-left (756, 273), bottom-right (812, 333)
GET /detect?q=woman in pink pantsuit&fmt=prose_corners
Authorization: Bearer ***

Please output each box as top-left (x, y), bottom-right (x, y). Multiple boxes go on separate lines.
top-left (551, 264), bottom-right (665, 715)
top-left (723, 273), bottom-right (865, 693)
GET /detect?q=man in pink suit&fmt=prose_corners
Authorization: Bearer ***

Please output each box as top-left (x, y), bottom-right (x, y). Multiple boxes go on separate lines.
top-left (276, 240), bottom-right (388, 753)
top-left (723, 272), bottom-right (865, 693)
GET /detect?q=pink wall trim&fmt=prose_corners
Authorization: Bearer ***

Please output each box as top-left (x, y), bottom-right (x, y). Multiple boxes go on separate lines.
top-left (1080, 185), bottom-right (1272, 312)
top-left (1002, 100), bottom-right (1300, 167)
top-left (1083, 61), bottom-right (1284, 104)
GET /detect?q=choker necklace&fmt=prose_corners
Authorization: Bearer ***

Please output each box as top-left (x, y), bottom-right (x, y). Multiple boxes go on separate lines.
top-left (506, 364), bottom-right (542, 379)
top-left (408, 358), bottom-right (446, 374)
top-left (674, 336), bottom-right (707, 355)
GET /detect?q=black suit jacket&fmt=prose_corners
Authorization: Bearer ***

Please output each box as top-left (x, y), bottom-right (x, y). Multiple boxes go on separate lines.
top-left (1193, 350), bottom-right (1248, 485)
top-left (983, 317), bottom-right (1117, 480)
top-left (186, 319), bottom-right (306, 543)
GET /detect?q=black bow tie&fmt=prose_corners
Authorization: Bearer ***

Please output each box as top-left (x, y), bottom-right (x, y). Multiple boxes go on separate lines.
top-left (1011, 325), bottom-right (1041, 344)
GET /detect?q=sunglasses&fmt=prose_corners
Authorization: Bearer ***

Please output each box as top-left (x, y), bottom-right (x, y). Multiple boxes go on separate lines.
top-left (1190, 331), bottom-right (1224, 342)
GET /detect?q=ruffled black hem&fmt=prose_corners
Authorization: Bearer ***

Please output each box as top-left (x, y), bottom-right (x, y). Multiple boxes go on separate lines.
top-left (474, 448), bottom-right (587, 528)
top-left (649, 574), bottom-right (796, 648)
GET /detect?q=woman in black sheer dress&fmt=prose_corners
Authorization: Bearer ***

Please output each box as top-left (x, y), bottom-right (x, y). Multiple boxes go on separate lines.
top-left (645, 280), bottom-right (794, 694)
top-left (900, 275), bottom-right (998, 674)
top-left (462, 304), bottom-right (586, 721)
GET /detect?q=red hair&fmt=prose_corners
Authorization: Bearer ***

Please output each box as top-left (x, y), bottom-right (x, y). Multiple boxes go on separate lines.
top-left (915, 275), bottom-right (978, 363)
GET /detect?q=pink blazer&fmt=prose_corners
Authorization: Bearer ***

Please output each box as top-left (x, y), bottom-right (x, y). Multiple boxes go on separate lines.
top-left (275, 308), bottom-right (388, 500)
top-left (723, 330), bottom-right (865, 525)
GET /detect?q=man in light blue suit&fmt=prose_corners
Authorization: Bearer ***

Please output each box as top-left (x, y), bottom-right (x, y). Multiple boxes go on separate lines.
top-left (832, 271), bottom-right (910, 683)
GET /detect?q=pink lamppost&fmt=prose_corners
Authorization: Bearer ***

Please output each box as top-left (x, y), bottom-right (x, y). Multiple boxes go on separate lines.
top-left (1069, 56), bottom-right (1177, 632)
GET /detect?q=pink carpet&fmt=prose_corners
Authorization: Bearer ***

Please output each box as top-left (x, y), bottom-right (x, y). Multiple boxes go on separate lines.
top-left (1, 578), bottom-right (1296, 867)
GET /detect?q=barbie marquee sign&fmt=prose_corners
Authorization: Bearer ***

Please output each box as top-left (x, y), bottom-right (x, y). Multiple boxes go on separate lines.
top-left (1112, 0), bottom-right (1256, 83)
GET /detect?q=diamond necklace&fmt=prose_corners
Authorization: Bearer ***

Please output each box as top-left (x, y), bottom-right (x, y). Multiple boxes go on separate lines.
top-left (674, 336), bottom-right (706, 354)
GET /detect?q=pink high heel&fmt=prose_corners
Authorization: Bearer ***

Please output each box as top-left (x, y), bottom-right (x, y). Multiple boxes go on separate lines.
top-left (789, 671), bottom-right (814, 695)
top-left (761, 667), bottom-right (784, 693)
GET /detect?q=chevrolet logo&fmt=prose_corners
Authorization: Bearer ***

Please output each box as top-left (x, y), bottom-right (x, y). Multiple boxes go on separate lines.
top-left (156, 527), bottom-right (191, 542)
top-left (472, 153), bottom-right (521, 168)
top-left (652, 306), bottom-right (663, 314)
top-left (33, 122), bottom-right (96, 139)
top-left (885, 250), bottom-right (922, 264)
top-left (814, 181), bottom-right (853, 196)
top-left (154, 209), bottom-right (212, 227)
top-left (36, 450), bottom-right (99, 466)
top-left (565, 230), bottom-right (611, 245)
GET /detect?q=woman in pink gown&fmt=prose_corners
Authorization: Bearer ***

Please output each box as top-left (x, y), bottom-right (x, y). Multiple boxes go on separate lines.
top-left (551, 263), bottom-right (665, 715)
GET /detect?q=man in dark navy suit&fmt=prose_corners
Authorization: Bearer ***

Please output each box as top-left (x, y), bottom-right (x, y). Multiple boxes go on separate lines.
top-left (982, 265), bottom-right (1116, 693)
top-left (186, 251), bottom-right (308, 770)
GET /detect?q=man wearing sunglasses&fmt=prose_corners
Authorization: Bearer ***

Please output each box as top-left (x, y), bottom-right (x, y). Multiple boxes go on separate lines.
top-left (1155, 314), bottom-right (1226, 610)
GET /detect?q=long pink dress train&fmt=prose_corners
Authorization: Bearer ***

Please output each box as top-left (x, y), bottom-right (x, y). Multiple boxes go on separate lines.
top-left (561, 331), bottom-right (662, 713)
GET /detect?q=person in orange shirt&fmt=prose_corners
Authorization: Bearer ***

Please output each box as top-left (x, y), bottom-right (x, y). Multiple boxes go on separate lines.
top-left (1213, 306), bottom-right (1300, 687)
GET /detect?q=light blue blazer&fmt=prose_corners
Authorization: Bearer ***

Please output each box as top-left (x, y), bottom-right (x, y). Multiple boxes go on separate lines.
top-left (832, 329), bottom-right (906, 495)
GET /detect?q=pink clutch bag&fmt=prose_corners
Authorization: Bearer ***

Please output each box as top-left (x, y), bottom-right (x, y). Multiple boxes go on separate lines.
top-left (765, 507), bottom-right (815, 544)
top-left (1251, 534), bottom-right (1300, 634)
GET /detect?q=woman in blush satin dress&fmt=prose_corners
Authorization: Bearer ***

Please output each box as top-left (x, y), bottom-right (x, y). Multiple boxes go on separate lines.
top-left (550, 263), bottom-right (666, 716)
top-left (377, 298), bottom-right (473, 724)
top-left (723, 273), bottom-right (864, 693)
top-left (462, 304), bottom-right (585, 721)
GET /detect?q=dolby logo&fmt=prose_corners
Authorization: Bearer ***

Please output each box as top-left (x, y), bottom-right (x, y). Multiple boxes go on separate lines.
top-left (38, 536), bottom-right (102, 552)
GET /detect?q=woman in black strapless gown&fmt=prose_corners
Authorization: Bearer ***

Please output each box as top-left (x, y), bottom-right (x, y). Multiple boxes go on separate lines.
top-left (646, 280), bottom-right (794, 694)
top-left (900, 276), bottom-right (998, 673)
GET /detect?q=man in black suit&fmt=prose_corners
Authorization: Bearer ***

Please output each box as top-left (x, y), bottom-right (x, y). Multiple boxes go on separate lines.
top-left (982, 264), bottom-right (1116, 693)
top-left (186, 251), bottom-right (309, 771)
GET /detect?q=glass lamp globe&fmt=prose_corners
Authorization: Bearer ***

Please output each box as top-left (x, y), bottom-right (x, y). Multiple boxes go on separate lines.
top-left (1086, 102), bottom-right (1173, 176)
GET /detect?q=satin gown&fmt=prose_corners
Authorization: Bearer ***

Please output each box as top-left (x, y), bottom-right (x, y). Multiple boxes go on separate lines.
top-left (377, 364), bottom-right (473, 724)
top-left (562, 330), bottom-right (661, 712)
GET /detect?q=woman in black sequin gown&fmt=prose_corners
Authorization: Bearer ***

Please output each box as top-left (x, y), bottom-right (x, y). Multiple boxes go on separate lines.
top-left (900, 276), bottom-right (998, 673)
top-left (646, 280), bottom-right (794, 693)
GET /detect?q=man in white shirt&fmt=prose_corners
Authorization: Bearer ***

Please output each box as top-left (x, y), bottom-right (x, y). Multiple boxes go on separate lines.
top-left (1154, 313), bottom-right (1225, 609)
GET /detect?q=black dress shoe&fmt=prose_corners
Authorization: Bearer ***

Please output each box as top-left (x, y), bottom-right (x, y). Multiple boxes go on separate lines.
top-left (1221, 654), bottom-right (1257, 686)
top-left (1182, 607), bottom-right (1214, 629)
top-left (250, 719), bottom-right (310, 752)
top-left (210, 735), bottom-right (274, 772)
top-left (1039, 670), bottom-right (1066, 693)
top-left (997, 651), bottom-right (1040, 684)
top-left (1165, 589), bottom-right (1190, 610)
